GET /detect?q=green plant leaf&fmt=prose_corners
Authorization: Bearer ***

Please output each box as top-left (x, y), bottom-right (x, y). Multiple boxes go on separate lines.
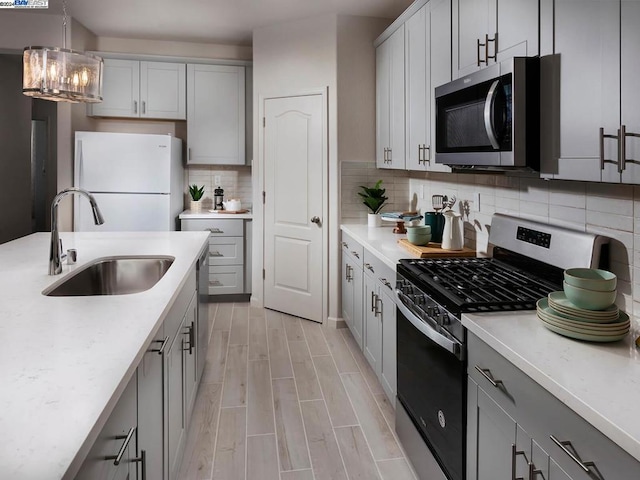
top-left (358, 180), bottom-right (389, 214)
top-left (189, 184), bottom-right (205, 201)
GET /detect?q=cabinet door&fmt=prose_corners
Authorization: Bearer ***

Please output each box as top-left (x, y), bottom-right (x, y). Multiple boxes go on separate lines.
top-left (167, 318), bottom-right (185, 480)
top-left (341, 255), bottom-right (355, 332)
top-left (75, 374), bottom-right (137, 480)
top-left (183, 292), bottom-right (198, 425)
top-left (363, 273), bottom-right (381, 375)
top-left (620, 0), bottom-right (640, 184)
top-left (453, 0), bottom-right (494, 78)
top-left (429, 0), bottom-right (453, 172)
top-left (90, 59), bottom-right (140, 118)
top-left (140, 61), bottom-right (186, 120)
top-left (138, 326), bottom-right (166, 480)
top-left (405, 4), bottom-right (430, 172)
top-left (379, 284), bottom-right (396, 406)
top-left (187, 64), bottom-right (246, 165)
top-left (350, 260), bottom-right (364, 349)
top-left (388, 25), bottom-right (406, 170)
top-left (376, 39), bottom-right (391, 168)
top-left (468, 381), bottom-right (519, 480)
top-left (495, 0), bottom-right (539, 61)
top-left (551, 0), bottom-right (620, 182)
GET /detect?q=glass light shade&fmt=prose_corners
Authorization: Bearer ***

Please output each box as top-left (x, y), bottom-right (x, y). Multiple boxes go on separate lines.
top-left (23, 47), bottom-right (103, 103)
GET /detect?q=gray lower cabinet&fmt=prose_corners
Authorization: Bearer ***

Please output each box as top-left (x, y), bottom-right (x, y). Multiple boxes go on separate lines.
top-left (467, 331), bottom-right (640, 479)
top-left (340, 231), bottom-right (397, 406)
top-left (75, 268), bottom-right (201, 480)
top-left (74, 373), bottom-right (138, 480)
top-left (181, 218), bottom-right (250, 294)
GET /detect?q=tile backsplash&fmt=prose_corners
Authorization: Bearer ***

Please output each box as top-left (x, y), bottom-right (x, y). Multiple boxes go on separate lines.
top-left (186, 165), bottom-right (252, 210)
top-left (340, 162), bottom-right (640, 327)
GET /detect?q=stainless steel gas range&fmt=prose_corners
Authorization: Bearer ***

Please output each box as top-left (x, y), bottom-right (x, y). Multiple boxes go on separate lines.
top-left (394, 214), bottom-right (609, 480)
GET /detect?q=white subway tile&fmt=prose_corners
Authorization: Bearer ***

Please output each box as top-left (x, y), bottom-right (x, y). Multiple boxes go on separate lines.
top-left (586, 210), bottom-right (634, 232)
top-left (586, 195), bottom-right (633, 216)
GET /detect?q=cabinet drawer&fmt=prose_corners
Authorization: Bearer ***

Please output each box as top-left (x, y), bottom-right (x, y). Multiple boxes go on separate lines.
top-left (341, 231), bottom-right (364, 268)
top-left (209, 266), bottom-right (244, 294)
top-left (181, 218), bottom-right (244, 236)
top-left (209, 236), bottom-right (244, 265)
top-left (363, 249), bottom-right (395, 290)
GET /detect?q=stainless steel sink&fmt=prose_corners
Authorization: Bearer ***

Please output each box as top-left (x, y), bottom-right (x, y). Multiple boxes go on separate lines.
top-left (43, 256), bottom-right (175, 296)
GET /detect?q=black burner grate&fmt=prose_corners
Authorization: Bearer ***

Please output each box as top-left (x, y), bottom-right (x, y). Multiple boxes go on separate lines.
top-left (401, 257), bottom-right (560, 313)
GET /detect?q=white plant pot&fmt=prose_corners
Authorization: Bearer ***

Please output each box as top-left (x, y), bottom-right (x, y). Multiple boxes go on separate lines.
top-left (368, 213), bottom-right (382, 228)
top-left (190, 200), bottom-right (202, 212)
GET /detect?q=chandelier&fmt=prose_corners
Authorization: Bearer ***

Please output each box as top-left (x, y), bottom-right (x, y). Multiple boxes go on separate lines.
top-left (22, 0), bottom-right (103, 103)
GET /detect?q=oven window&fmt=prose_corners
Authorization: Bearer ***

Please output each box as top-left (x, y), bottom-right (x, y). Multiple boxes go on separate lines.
top-left (445, 100), bottom-right (492, 148)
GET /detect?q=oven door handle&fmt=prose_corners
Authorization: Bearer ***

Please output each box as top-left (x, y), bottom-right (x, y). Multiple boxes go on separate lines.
top-left (396, 290), bottom-right (463, 357)
top-left (484, 79), bottom-right (501, 149)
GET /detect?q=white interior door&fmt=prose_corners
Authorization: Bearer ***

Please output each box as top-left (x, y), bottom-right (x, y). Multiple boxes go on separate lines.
top-left (263, 94), bottom-right (325, 322)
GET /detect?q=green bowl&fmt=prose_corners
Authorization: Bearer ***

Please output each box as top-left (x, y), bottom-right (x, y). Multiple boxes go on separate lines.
top-left (564, 268), bottom-right (617, 291)
top-left (563, 281), bottom-right (617, 310)
top-left (406, 226), bottom-right (432, 246)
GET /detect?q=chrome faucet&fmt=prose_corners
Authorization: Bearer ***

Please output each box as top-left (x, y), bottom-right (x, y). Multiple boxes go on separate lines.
top-left (49, 187), bottom-right (104, 275)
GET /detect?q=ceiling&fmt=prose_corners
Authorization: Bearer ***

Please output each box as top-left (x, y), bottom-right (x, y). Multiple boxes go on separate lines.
top-left (39, 0), bottom-right (413, 46)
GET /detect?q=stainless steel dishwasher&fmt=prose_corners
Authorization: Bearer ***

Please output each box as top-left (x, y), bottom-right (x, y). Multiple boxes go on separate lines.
top-left (196, 244), bottom-right (209, 382)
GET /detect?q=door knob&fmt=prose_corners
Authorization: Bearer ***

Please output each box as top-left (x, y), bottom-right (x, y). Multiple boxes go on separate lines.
top-left (311, 216), bottom-right (321, 224)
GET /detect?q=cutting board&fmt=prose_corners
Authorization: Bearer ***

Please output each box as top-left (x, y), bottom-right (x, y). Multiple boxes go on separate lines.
top-left (398, 239), bottom-right (476, 258)
top-left (207, 209), bottom-right (250, 214)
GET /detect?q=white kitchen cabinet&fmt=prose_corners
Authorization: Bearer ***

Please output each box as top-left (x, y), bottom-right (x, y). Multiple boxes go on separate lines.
top-left (452, 0), bottom-right (538, 78)
top-left (539, 0), bottom-right (620, 182)
top-left (183, 292), bottom-right (198, 426)
top-left (620, 0), bottom-right (640, 184)
top-left (362, 251), bottom-right (397, 406)
top-left (467, 331), bottom-right (640, 480)
top-left (167, 316), bottom-right (186, 480)
top-left (74, 373), bottom-right (138, 480)
top-left (89, 59), bottom-right (186, 120)
top-left (137, 324), bottom-right (167, 480)
top-left (181, 218), bottom-right (250, 295)
top-left (341, 232), bottom-right (364, 348)
top-left (405, 0), bottom-right (452, 173)
top-left (376, 25), bottom-right (406, 169)
top-left (187, 64), bottom-right (246, 165)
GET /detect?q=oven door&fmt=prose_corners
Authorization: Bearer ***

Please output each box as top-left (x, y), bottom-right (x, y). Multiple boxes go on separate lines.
top-left (396, 291), bottom-right (466, 480)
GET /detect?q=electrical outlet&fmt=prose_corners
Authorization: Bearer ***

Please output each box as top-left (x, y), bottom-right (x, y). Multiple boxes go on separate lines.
top-left (214, 175), bottom-right (221, 186)
top-left (473, 192), bottom-right (481, 212)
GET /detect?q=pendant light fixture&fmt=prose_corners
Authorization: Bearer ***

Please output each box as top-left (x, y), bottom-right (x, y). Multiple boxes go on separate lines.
top-left (22, 0), bottom-right (103, 103)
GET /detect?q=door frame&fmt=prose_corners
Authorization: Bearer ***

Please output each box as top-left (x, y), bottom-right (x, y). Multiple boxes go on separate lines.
top-left (256, 87), bottom-right (329, 323)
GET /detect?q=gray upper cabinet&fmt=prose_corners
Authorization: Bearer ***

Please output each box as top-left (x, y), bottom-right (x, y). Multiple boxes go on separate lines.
top-left (89, 59), bottom-right (186, 120)
top-left (620, 0), bottom-right (640, 184)
top-left (538, 0), bottom-right (640, 184)
top-left (187, 64), bottom-right (246, 165)
top-left (452, 0), bottom-right (539, 78)
top-left (405, 0), bottom-right (452, 172)
top-left (376, 25), bottom-right (406, 170)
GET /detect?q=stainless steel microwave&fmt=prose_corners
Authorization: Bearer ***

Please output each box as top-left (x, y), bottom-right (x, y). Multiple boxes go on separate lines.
top-left (434, 57), bottom-right (540, 171)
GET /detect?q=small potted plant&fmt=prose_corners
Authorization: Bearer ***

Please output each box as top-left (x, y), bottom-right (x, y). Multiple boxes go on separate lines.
top-left (358, 179), bottom-right (388, 227)
top-left (188, 184), bottom-right (205, 212)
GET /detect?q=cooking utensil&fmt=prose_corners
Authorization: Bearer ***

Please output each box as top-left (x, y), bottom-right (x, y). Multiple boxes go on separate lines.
top-left (432, 195), bottom-right (444, 214)
top-left (445, 195), bottom-right (457, 210)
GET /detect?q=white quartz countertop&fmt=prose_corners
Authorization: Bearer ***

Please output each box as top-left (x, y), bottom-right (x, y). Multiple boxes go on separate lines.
top-left (179, 209), bottom-right (253, 220)
top-left (340, 223), bottom-right (416, 269)
top-left (462, 310), bottom-right (640, 462)
top-left (0, 231), bottom-right (209, 480)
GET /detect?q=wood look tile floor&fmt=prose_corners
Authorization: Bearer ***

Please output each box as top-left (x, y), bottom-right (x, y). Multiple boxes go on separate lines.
top-left (178, 303), bottom-right (417, 480)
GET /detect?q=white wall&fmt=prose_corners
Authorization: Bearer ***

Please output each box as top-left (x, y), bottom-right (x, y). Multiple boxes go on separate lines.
top-left (252, 14), bottom-right (338, 319)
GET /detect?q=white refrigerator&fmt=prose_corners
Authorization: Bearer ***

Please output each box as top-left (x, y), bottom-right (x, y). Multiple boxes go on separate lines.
top-left (74, 131), bottom-right (184, 231)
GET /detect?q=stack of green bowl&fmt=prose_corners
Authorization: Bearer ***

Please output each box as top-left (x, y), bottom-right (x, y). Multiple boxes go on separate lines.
top-left (406, 225), bottom-right (431, 246)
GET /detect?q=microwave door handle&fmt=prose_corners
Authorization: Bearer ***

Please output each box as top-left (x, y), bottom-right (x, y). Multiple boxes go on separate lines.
top-left (484, 79), bottom-right (501, 149)
top-left (395, 290), bottom-right (462, 357)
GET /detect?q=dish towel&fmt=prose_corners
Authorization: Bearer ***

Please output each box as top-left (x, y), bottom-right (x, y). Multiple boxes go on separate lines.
top-left (380, 212), bottom-right (424, 222)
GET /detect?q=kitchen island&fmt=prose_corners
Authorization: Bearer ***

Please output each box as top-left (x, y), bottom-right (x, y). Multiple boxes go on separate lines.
top-left (0, 231), bottom-right (209, 480)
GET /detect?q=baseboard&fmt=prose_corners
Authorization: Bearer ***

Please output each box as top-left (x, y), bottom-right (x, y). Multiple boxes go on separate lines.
top-left (326, 316), bottom-right (347, 329)
top-left (209, 293), bottom-right (251, 303)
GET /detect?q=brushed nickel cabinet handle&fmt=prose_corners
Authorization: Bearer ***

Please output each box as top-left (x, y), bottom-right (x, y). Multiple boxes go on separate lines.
top-left (142, 101), bottom-right (146, 114)
top-left (474, 365), bottom-right (504, 388)
top-left (549, 435), bottom-right (595, 473)
top-left (511, 444), bottom-right (526, 480)
top-left (208, 228), bottom-right (223, 233)
top-left (133, 100), bottom-right (138, 114)
top-left (351, 251), bottom-right (360, 259)
top-left (528, 462), bottom-right (542, 479)
top-left (341, 241), bottom-right (348, 248)
top-left (107, 427), bottom-right (136, 465)
top-left (620, 124), bottom-right (640, 172)
top-left (364, 263), bottom-right (374, 273)
top-left (375, 295), bottom-right (382, 316)
top-left (371, 291), bottom-right (376, 312)
top-left (151, 336), bottom-right (170, 355)
top-left (210, 251), bottom-right (223, 257)
top-left (599, 127), bottom-right (620, 171)
top-left (210, 280), bottom-right (222, 286)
